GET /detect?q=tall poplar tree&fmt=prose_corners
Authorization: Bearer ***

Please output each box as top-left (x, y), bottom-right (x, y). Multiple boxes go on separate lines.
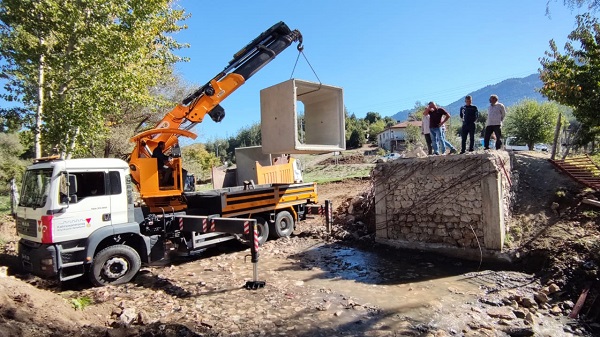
top-left (0, 0), bottom-right (188, 158)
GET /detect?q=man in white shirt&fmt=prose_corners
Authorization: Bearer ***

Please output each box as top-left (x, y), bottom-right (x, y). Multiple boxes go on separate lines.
top-left (421, 112), bottom-right (432, 155)
top-left (484, 95), bottom-right (506, 150)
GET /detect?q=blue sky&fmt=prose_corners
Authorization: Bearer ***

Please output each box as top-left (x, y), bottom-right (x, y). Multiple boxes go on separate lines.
top-left (171, 1), bottom-right (582, 141)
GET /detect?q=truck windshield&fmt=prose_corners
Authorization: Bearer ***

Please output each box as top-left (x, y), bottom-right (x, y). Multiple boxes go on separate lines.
top-left (19, 168), bottom-right (53, 208)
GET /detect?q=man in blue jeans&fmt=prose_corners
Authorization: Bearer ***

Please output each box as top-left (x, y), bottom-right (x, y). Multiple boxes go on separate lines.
top-left (424, 102), bottom-right (457, 155)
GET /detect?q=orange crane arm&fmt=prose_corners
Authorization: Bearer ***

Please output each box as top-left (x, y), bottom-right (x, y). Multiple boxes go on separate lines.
top-left (129, 22), bottom-right (303, 196)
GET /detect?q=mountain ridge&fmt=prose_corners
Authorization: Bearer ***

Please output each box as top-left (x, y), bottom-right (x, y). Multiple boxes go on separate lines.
top-left (390, 73), bottom-right (546, 121)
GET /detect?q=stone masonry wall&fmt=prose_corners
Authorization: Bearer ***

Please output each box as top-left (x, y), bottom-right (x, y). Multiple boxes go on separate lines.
top-left (374, 152), bottom-right (513, 252)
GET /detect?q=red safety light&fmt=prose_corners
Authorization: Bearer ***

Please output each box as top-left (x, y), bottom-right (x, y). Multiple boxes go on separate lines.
top-left (40, 215), bottom-right (53, 244)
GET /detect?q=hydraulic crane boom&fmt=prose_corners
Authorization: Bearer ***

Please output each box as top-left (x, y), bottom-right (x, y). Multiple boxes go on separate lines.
top-left (129, 22), bottom-right (303, 211)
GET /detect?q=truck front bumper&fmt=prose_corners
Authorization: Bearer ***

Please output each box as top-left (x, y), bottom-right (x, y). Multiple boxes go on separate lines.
top-left (18, 239), bottom-right (58, 278)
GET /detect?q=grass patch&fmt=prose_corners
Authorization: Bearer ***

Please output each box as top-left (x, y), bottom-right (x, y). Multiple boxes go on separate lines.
top-left (582, 210), bottom-right (599, 219)
top-left (0, 195), bottom-right (12, 215)
top-left (302, 164), bottom-right (374, 184)
top-left (70, 296), bottom-right (93, 311)
top-left (195, 183), bottom-right (215, 191)
top-left (591, 154), bottom-right (600, 167)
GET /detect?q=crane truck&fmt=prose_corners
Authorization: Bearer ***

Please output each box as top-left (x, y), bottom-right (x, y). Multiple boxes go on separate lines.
top-left (15, 22), bottom-right (331, 287)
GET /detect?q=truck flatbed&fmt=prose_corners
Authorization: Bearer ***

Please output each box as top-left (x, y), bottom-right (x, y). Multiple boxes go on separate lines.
top-left (184, 182), bottom-right (318, 218)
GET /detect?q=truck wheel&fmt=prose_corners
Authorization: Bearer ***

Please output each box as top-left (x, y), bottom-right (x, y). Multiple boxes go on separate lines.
top-left (89, 245), bottom-right (141, 286)
top-left (252, 216), bottom-right (269, 245)
top-left (270, 210), bottom-right (294, 239)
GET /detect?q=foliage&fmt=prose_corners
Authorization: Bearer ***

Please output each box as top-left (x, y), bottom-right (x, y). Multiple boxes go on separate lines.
top-left (345, 112), bottom-right (367, 148)
top-left (0, 195), bottom-right (11, 215)
top-left (203, 107), bottom-right (395, 159)
top-left (0, 132), bottom-right (28, 192)
top-left (226, 123), bottom-right (261, 163)
top-left (443, 123), bottom-right (460, 150)
top-left (591, 153), bottom-right (600, 166)
top-left (302, 162), bottom-right (374, 184)
top-left (539, 14), bottom-right (600, 134)
top-left (364, 111), bottom-right (381, 124)
top-left (70, 296), bottom-right (93, 311)
top-left (181, 143), bottom-right (221, 181)
top-left (503, 100), bottom-right (562, 150)
top-left (0, 0), bottom-right (189, 157)
top-left (408, 102), bottom-right (426, 122)
top-left (547, 0), bottom-right (600, 13)
top-left (476, 111), bottom-right (488, 138)
top-left (204, 138), bottom-right (230, 164)
top-left (0, 107), bottom-right (30, 133)
top-left (404, 124), bottom-right (422, 149)
top-left (235, 123), bottom-right (262, 149)
top-left (367, 119), bottom-right (386, 142)
top-left (100, 74), bottom-right (195, 159)
top-left (348, 129), bottom-right (364, 149)
top-left (383, 116), bottom-right (396, 127)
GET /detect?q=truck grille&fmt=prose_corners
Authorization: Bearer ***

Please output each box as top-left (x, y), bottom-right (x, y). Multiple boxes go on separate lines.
top-left (16, 217), bottom-right (37, 237)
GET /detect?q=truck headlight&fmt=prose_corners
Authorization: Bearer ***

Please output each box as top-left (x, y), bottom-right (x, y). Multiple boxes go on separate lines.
top-left (40, 258), bottom-right (54, 266)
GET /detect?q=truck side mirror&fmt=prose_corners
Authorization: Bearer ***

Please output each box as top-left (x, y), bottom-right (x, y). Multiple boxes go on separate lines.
top-left (60, 172), bottom-right (78, 205)
top-left (68, 174), bottom-right (77, 195)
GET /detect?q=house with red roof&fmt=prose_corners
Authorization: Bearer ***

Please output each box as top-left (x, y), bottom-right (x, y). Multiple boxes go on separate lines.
top-left (377, 120), bottom-right (422, 152)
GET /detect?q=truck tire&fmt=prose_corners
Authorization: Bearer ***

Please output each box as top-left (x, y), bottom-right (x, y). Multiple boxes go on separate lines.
top-left (253, 216), bottom-right (269, 246)
top-left (89, 245), bottom-right (141, 286)
top-left (270, 210), bottom-right (294, 239)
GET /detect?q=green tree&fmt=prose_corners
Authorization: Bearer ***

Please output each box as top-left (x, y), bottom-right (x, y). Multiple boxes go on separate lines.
top-left (547, 0), bottom-right (600, 13)
top-left (181, 143), bottom-right (221, 181)
top-left (0, 132), bottom-right (28, 192)
top-left (503, 100), bottom-right (562, 150)
top-left (345, 112), bottom-right (366, 145)
top-left (383, 116), bottom-right (396, 127)
top-left (348, 129), bottom-right (364, 149)
top-left (205, 137), bottom-right (230, 163)
top-left (539, 14), bottom-right (600, 131)
top-left (476, 111), bottom-right (488, 139)
top-left (0, 0), bottom-right (188, 158)
top-left (407, 101), bottom-right (426, 121)
top-left (100, 74), bottom-right (195, 159)
top-left (364, 111), bottom-right (381, 124)
top-left (367, 119), bottom-right (386, 142)
top-left (212, 122), bottom-right (262, 163)
top-left (236, 123), bottom-right (262, 148)
top-left (405, 124), bottom-right (422, 149)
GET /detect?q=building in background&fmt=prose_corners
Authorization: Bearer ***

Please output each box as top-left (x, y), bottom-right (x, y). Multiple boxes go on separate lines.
top-left (377, 121), bottom-right (422, 152)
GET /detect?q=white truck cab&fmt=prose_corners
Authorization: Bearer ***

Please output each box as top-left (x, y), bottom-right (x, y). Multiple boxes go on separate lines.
top-left (16, 157), bottom-right (140, 283)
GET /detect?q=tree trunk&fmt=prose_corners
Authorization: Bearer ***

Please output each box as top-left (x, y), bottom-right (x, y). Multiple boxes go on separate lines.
top-left (551, 112), bottom-right (561, 160)
top-left (35, 39), bottom-right (45, 159)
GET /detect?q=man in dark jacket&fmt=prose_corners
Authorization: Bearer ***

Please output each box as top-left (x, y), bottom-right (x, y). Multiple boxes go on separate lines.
top-left (152, 141), bottom-right (172, 186)
top-left (459, 95), bottom-right (479, 154)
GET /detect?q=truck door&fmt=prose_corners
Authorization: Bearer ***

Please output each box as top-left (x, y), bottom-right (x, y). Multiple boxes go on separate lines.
top-left (107, 170), bottom-right (128, 225)
top-left (53, 171), bottom-right (112, 242)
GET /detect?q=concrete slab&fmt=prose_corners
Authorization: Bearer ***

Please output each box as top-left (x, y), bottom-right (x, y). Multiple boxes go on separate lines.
top-left (260, 79), bottom-right (345, 154)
